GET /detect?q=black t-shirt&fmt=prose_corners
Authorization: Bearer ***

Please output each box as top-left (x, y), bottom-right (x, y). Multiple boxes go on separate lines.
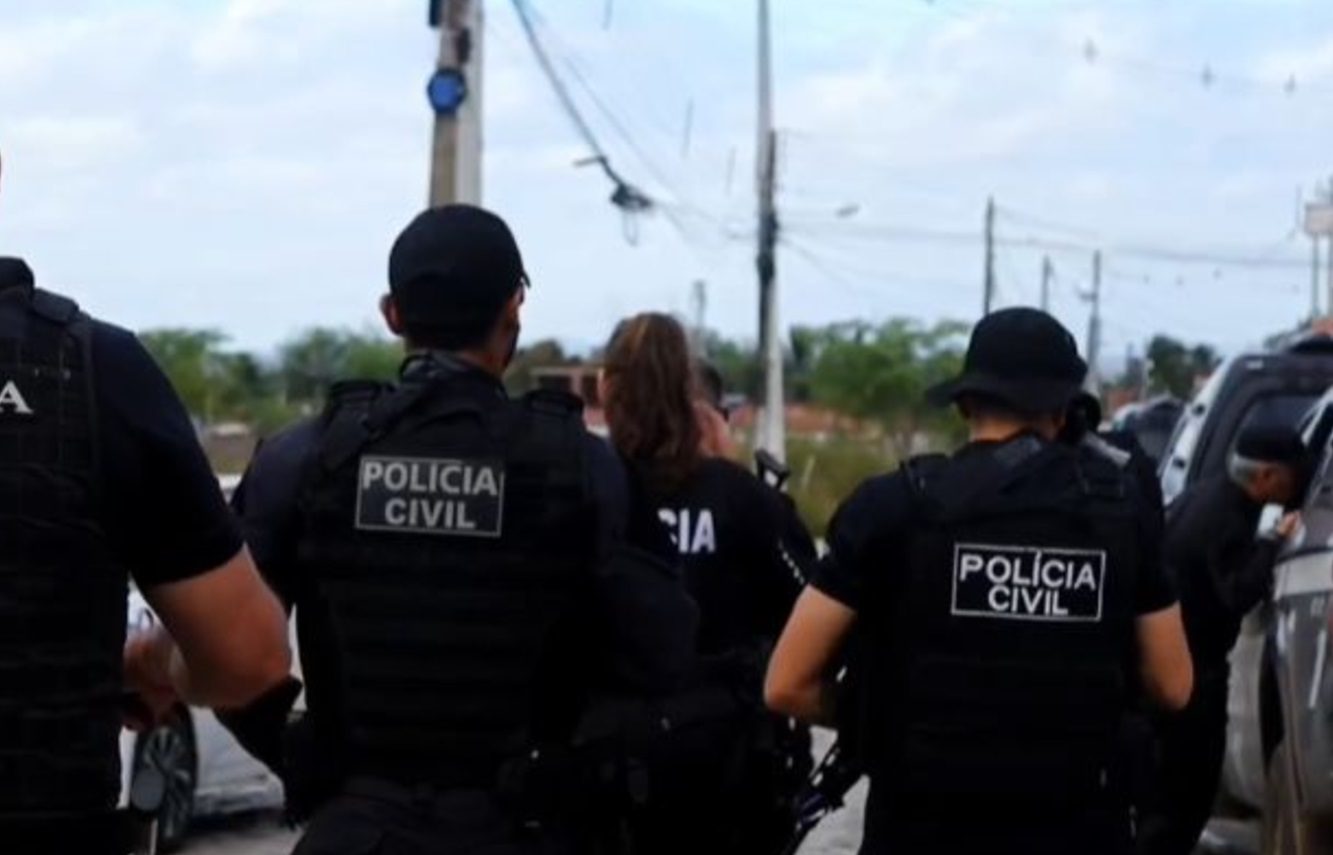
top-left (636, 457), bottom-right (815, 655)
top-left (814, 442), bottom-right (1176, 616)
top-left (1165, 475), bottom-right (1276, 673)
top-left (93, 320), bottom-right (243, 588)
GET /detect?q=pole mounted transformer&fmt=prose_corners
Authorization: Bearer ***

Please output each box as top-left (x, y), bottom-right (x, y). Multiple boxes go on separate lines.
top-left (427, 0), bottom-right (484, 206)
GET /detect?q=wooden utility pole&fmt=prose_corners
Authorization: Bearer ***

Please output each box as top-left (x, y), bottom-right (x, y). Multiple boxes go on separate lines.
top-left (1040, 255), bottom-right (1053, 313)
top-left (983, 197), bottom-right (996, 315)
top-left (755, 0), bottom-right (785, 461)
top-left (428, 0), bottom-right (483, 206)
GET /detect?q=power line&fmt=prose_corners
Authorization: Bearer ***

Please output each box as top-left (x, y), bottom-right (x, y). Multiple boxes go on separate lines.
top-left (787, 220), bottom-right (1314, 271)
top-left (508, 0), bottom-right (654, 226)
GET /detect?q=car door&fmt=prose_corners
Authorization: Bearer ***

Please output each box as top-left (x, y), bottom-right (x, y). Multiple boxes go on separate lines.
top-left (1270, 420), bottom-right (1333, 819)
top-left (1222, 394), bottom-right (1333, 809)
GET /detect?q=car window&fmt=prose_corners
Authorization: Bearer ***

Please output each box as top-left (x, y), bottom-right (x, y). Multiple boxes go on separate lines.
top-left (1130, 405), bottom-right (1182, 462)
top-left (1159, 361), bottom-right (1231, 500)
top-left (1230, 394), bottom-right (1320, 451)
top-left (1303, 402), bottom-right (1333, 451)
top-left (1310, 444), bottom-right (1333, 511)
top-left (1161, 410), bottom-right (1204, 501)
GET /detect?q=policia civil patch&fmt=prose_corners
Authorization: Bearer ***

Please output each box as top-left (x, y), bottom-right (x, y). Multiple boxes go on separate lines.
top-left (951, 543), bottom-right (1105, 622)
top-left (355, 455), bottom-right (504, 537)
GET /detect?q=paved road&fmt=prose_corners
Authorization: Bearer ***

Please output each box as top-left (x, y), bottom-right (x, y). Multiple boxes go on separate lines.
top-left (181, 812), bottom-right (298, 855)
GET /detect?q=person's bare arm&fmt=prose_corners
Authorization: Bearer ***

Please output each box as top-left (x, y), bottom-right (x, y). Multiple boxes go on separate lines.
top-left (133, 546), bottom-right (291, 711)
top-left (765, 586), bottom-right (858, 725)
top-left (1135, 604), bottom-right (1194, 711)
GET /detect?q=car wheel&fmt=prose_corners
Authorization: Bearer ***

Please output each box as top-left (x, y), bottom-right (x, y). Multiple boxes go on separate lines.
top-left (133, 709), bottom-right (197, 853)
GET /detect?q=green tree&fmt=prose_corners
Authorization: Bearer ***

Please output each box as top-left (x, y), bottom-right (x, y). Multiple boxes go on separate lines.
top-left (504, 339), bottom-right (573, 395)
top-left (139, 328), bottom-right (232, 422)
top-left (806, 318), bottom-right (968, 456)
top-left (1146, 335), bottom-right (1219, 398)
top-left (699, 332), bottom-right (762, 400)
top-left (279, 327), bottom-right (400, 405)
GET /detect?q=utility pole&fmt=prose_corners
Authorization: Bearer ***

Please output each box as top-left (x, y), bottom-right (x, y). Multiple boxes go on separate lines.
top-left (1086, 250), bottom-right (1103, 392)
top-left (983, 197), bottom-right (996, 315)
top-left (427, 0), bottom-right (483, 206)
top-left (1040, 255), bottom-right (1053, 313)
top-left (690, 280), bottom-right (707, 350)
top-left (1326, 178), bottom-right (1333, 320)
top-left (1305, 179), bottom-right (1333, 320)
top-left (1312, 235), bottom-right (1322, 320)
top-left (755, 0), bottom-right (785, 461)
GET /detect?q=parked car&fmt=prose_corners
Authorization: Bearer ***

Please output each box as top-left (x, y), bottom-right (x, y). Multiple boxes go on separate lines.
top-left (1109, 396), bottom-right (1183, 466)
top-left (1159, 336), bottom-right (1333, 505)
top-left (118, 590), bottom-right (285, 851)
top-left (1221, 388), bottom-right (1333, 854)
top-left (116, 473), bottom-right (289, 851)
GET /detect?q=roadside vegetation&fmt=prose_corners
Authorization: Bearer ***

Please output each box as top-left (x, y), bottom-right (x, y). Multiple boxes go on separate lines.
top-left (141, 320), bottom-right (1211, 535)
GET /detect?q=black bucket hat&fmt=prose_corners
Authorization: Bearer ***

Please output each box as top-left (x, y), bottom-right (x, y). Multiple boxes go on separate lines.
top-left (927, 307), bottom-right (1087, 415)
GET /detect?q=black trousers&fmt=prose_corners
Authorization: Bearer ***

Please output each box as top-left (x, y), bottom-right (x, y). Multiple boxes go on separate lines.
top-left (292, 785), bottom-right (572, 855)
top-left (1138, 677), bottom-right (1229, 855)
top-left (622, 712), bottom-right (803, 855)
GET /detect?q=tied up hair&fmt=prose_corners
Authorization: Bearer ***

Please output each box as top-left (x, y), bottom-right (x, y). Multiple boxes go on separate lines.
top-left (603, 313), bottom-right (703, 494)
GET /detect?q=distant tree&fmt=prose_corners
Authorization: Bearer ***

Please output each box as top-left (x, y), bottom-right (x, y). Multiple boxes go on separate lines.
top-left (344, 334), bottom-right (404, 380)
top-left (279, 328), bottom-right (399, 404)
top-left (1147, 335), bottom-right (1219, 398)
top-left (699, 332), bottom-right (762, 401)
top-left (139, 328), bottom-right (232, 422)
top-left (806, 318), bottom-right (968, 456)
top-left (505, 339), bottom-right (573, 395)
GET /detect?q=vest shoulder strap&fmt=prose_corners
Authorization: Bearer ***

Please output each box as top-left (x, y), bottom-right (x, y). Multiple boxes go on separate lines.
top-left (521, 387), bottom-right (584, 420)
top-left (29, 288), bottom-right (81, 325)
top-left (912, 436), bottom-right (1049, 521)
top-left (903, 453), bottom-right (950, 502)
top-left (1082, 434), bottom-right (1132, 470)
top-left (315, 382), bottom-right (395, 474)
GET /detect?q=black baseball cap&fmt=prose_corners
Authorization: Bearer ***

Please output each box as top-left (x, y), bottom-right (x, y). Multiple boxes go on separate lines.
top-left (927, 308), bottom-right (1087, 415)
top-left (1234, 425), bottom-right (1308, 467)
top-left (388, 205), bottom-right (528, 340)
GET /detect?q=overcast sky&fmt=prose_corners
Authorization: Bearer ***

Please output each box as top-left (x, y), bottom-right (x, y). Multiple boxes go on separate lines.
top-left (2, 0), bottom-right (1332, 360)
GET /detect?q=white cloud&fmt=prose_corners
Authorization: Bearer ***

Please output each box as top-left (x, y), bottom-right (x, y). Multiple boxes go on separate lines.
top-left (7, 115), bottom-right (144, 170)
top-left (0, 0), bottom-right (1329, 353)
top-left (1256, 35), bottom-right (1333, 83)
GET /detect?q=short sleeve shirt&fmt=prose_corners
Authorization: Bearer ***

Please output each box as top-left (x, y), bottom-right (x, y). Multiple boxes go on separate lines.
top-left (814, 444), bottom-right (1176, 616)
top-left (92, 321), bottom-right (244, 587)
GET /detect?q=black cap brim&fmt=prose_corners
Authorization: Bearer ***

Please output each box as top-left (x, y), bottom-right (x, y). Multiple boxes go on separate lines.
top-left (926, 372), bottom-right (1084, 415)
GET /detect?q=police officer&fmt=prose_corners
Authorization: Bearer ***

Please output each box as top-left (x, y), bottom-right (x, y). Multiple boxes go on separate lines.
top-left (1063, 391), bottom-right (1166, 513)
top-left (0, 153), bottom-right (291, 854)
top-left (226, 206), bottom-right (697, 854)
top-left (599, 313), bottom-right (816, 855)
top-left (1138, 426), bottom-right (1308, 855)
top-left (766, 307), bottom-right (1194, 855)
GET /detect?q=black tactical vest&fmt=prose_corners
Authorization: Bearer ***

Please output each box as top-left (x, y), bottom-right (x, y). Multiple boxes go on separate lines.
top-left (868, 436), bottom-right (1139, 812)
top-left (0, 265), bottom-right (126, 816)
top-left (297, 366), bottom-right (596, 789)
